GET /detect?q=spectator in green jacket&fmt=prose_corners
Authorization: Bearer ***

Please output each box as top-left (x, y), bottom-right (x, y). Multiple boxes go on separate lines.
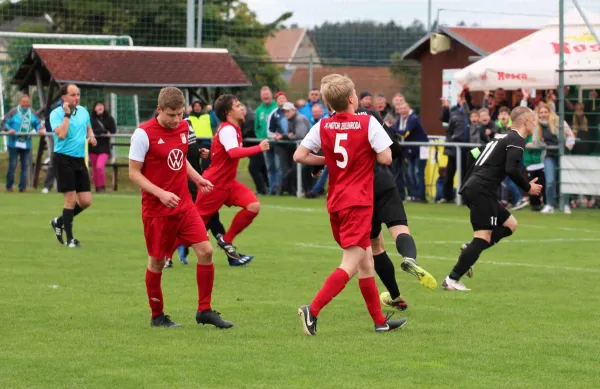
top-left (253, 86), bottom-right (279, 194)
top-left (524, 130), bottom-right (545, 212)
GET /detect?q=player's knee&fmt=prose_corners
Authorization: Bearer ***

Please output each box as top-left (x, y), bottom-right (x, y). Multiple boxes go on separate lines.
top-left (505, 216), bottom-right (518, 232)
top-left (389, 224), bottom-right (409, 240)
top-left (79, 198), bottom-right (92, 209)
top-left (193, 242), bottom-right (213, 264)
top-left (246, 202), bottom-right (260, 214)
top-left (148, 257), bottom-right (165, 272)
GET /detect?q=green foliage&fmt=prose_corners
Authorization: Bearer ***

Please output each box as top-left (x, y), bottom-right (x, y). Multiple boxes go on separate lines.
top-left (310, 19), bottom-right (427, 65)
top-left (389, 53), bottom-right (421, 109)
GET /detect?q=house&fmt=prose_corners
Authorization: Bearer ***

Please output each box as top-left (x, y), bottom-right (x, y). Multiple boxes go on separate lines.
top-left (288, 66), bottom-right (403, 103)
top-left (403, 26), bottom-right (537, 136)
top-left (265, 28), bottom-right (321, 83)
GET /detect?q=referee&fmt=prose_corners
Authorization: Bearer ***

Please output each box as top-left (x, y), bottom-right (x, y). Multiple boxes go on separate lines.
top-left (50, 84), bottom-right (97, 248)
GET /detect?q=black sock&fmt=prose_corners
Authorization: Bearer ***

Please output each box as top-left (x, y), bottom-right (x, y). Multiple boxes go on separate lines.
top-left (208, 212), bottom-right (226, 239)
top-left (57, 203), bottom-right (85, 226)
top-left (490, 226), bottom-right (512, 246)
top-left (449, 238), bottom-right (489, 280)
top-left (73, 203), bottom-right (85, 217)
top-left (62, 208), bottom-right (75, 242)
top-left (396, 233), bottom-right (417, 259)
top-left (373, 251), bottom-right (401, 299)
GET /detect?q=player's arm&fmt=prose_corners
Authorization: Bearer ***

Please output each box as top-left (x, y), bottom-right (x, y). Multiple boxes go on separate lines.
top-left (219, 125), bottom-right (269, 159)
top-left (186, 161), bottom-right (214, 194)
top-left (51, 107), bottom-right (69, 140)
top-left (504, 146), bottom-right (531, 193)
top-left (128, 129), bottom-right (180, 208)
top-left (293, 122), bottom-right (326, 165)
top-left (369, 116), bottom-right (393, 166)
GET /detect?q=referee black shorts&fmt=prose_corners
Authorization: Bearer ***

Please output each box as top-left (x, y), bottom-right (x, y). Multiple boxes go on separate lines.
top-left (370, 188), bottom-right (408, 239)
top-left (462, 187), bottom-right (511, 231)
top-left (54, 152), bottom-right (91, 193)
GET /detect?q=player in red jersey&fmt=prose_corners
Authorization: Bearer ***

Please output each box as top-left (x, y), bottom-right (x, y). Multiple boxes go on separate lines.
top-left (195, 94), bottom-right (269, 264)
top-left (293, 74), bottom-right (408, 335)
top-left (128, 87), bottom-right (233, 328)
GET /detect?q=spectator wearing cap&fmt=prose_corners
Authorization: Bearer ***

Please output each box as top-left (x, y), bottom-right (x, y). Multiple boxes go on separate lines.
top-left (359, 92), bottom-right (374, 110)
top-left (298, 88), bottom-right (329, 123)
top-left (265, 91), bottom-right (289, 194)
top-left (277, 102), bottom-right (311, 194)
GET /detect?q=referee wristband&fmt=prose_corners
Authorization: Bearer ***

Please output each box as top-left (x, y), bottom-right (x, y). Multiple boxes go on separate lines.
top-left (64, 113), bottom-right (71, 118)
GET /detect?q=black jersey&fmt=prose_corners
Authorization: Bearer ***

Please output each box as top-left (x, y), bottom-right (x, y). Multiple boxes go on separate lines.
top-left (355, 108), bottom-right (402, 196)
top-left (462, 129), bottom-right (530, 196)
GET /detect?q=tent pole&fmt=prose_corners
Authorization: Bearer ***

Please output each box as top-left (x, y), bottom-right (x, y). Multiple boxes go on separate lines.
top-left (571, 0), bottom-right (600, 45)
top-left (558, 0), bottom-right (566, 211)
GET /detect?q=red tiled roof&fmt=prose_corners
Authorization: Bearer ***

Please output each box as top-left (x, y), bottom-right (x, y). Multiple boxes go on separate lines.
top-left (265, 28), bottom-right (306, 63)
top-left (446, 27), bottom-right (536, 54)
top-left (288, 67), bottom-right (403, 101)
top-left (12, 44), bottom-right (251, 87)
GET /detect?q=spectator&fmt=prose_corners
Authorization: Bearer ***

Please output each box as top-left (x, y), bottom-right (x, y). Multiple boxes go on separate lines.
top-left (359, 91), bottom-right (373, 110)
top-left (41, 100), bottom-right (63, 193)
top-left (494, 107), bottom-right (512, 134)
top-left (571, 102), bottom-right (593, 155)
top-left (295, 99), bottom-right (306, 109)
top-left (384, 93), bottom-right (404, 127)
top-left (254, 86), bottom-right (279, 194)
top-left (439, 90), bottom-right (469, 203)
top-left (310, 104), bottom-right (327, 125)
top-left (538, 103), bottom-right (575, 214)
top-left (468, 110), bottom-right (487, 145)
top-left (187, 100), bottom-right (218, 170)
top-left (483, 90), bottom-right (499, 121)
top-left (279, 102), bottom-right (311, 194)
top-left (88, 102), bottom-right (116, 193)
top-left (266, 91), bottom-right (289, 194)
top-left (394, 102), bottom-right (428, 202)
top-left (477, 108), bottom-right (498, 140)
top-left (374, 92), bottom-right (392, 119)
top-left (298, 88), bottom-right (329, 123)
top-left (4, 94), bottom-right (44, 192)
top-left (523, 123), bottom-right (545, 211)
top-left (435, 167), bottom-right (454, 202)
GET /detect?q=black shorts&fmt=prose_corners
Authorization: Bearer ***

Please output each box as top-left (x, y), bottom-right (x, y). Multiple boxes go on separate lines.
top-left (462, 187), bottom-right (511, 231)
top-left (54, 152), bottom-right (91, 193)
top-left (370, 188), bottom-right (408, 239)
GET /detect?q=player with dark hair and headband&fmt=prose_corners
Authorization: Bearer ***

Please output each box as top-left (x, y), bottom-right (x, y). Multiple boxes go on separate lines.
top-left (442, 105), bottom-right (543, 291)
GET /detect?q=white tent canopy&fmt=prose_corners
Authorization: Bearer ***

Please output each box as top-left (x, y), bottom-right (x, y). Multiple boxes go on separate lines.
top-left (455, 8), bottom-right (600, 91)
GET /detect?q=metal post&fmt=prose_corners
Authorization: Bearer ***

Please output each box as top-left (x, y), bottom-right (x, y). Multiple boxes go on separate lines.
top-left (187, 0), bottom-right (195, 47)
top-left (197, 0), bottom-right (204, 48)
top-left (428, 0), bottom-right (432, 30)
top-left (558, 0), bottom-right (566, 210)
top-left (0, 70), bottom-right (6, 152)
top-left (455, 145), bottom-right (462, 206)
top-left (308, 54), bottom-right (314, 92)
top-left (572, 0), bottom-right (600, 45)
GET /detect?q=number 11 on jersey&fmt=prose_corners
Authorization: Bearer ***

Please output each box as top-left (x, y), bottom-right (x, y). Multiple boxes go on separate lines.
top-left (334, 133), bottom-right (348, 168)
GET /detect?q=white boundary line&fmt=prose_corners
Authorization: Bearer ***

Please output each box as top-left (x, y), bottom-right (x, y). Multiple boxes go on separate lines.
top-left (296, 243), bottom-right (600, 274)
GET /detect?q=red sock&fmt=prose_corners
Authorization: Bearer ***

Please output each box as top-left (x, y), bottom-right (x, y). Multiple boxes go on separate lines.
top-left (359, 277), bottom-right (386, 326)
top-left (223, 209), bottom-right (258, 243)
top-left (310, 268), bottom-right (350, 317)
top-left (197, 263), bottom-right (214, 311)
top-left (145, 269), bottom-right (163, 319)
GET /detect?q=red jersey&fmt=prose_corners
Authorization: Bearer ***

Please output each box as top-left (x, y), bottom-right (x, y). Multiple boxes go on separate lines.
top-left (202, 122), bottom-right (243, 188)
top-left (129, 118), bottom-right (194, 217)
top-left (301, 113), bottom-right (392, 213)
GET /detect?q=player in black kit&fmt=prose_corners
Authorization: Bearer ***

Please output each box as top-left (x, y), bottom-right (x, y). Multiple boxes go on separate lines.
top-left (355, 108), bottom-right (437, 310)
top-left (442, 106), bottom-right (543, 291)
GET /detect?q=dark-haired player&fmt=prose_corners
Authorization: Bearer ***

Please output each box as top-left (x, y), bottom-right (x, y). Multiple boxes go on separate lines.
top-left (442, 106), bottom-right (543, 291)
top-left (195, 95), bottom-right (270, 263)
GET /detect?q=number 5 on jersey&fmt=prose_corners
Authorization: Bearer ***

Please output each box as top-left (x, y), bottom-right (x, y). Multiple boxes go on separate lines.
top-left (334, 133), bottom-right (348, 168)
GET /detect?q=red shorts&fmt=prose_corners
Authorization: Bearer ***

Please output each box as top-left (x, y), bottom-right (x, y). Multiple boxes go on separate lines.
top-left (329, 206), bottom-right (373, 250)
top-left (195, 180), bottom-right (258, 223)
top-left (142, 206), bottom-right (209, 260)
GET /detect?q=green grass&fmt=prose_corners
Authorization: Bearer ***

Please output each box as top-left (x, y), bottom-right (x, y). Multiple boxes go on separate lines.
top-left (1, 193), bottom-right (599, 389)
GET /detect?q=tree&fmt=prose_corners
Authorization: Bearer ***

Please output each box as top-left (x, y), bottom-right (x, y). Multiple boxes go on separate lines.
top-left (389, 53), bottom-right (421, 109)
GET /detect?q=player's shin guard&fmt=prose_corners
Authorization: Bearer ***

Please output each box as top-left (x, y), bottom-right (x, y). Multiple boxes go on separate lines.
top-left (490, 226), bottom-right (513, 247)
top-left (373, 252), bottom-right (401, 299)
top-left (396, 233), bottom-right (417, 259)
top-left (223, 209), bottom-right (258, 243)
top-left (145, 269), bottom-right (164, 318)
top-left (358, 277), bottom-right (387, 326)
top-left (449, 238), bottom-right (489, 280)
top-left (196, 264), bottom-right (214, 311)
top-left (310, 268), bottom-right (350, 317)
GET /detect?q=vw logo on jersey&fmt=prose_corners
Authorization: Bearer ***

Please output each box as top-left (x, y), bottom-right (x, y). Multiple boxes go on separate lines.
top-left (167, 149), bottom-right (184, 171)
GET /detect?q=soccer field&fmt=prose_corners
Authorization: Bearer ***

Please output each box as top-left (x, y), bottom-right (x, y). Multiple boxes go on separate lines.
top-left (1, 193), bottom-right (599, 389)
